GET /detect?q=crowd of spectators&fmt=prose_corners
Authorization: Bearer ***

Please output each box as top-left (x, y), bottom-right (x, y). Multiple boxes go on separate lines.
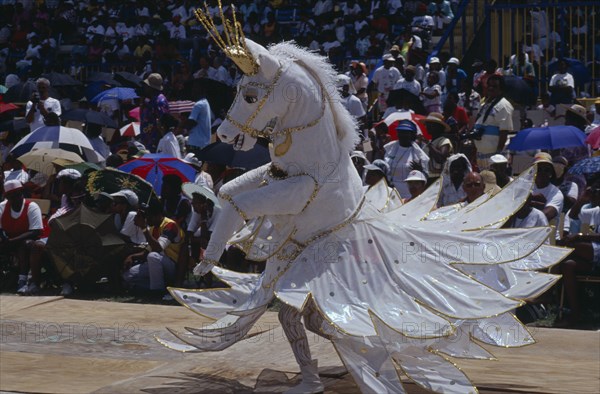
top-left (0, 0), bottom-right (599, 329)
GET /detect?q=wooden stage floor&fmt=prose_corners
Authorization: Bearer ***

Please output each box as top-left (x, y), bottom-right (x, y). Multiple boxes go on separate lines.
top-left (1, 295), bottom-right (598, 394)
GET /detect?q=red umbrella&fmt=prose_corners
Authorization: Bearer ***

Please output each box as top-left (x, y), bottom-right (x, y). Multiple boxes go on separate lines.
top-left (377, 112), bottom-right (430, 141)
top-left (118, 153), bottom-right (196, 195)
top-left (0, 102), bottom-right (19, 114)
top-left (119, 122), bottom-right (141, 137)
top-left (585, 125), bottom-right (600, 149)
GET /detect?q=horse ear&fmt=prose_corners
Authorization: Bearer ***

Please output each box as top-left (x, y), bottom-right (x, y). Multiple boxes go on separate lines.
top-left (245, 39), bottom-right (280, 79)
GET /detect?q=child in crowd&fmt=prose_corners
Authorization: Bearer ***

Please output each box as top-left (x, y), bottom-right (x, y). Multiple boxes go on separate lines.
top-left (421, 71), bottom-right (442, 114)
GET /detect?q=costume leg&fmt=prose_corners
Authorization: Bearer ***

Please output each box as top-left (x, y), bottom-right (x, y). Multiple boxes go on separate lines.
top-left (279, 304), bottom-right (324, 394)
top-left (279, 304), bottom-right (312, 367)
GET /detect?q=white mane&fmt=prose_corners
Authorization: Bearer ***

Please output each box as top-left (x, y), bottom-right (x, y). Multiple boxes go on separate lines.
top-left (268, 41), bottom-right (360, 154)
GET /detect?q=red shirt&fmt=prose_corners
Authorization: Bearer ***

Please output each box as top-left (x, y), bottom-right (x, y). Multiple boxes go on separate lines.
top-left (2, 200), bottom-right (32, 239)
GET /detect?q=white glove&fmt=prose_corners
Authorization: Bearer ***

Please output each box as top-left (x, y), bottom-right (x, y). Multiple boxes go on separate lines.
top-left (193, 260), bottom-right (214, 277)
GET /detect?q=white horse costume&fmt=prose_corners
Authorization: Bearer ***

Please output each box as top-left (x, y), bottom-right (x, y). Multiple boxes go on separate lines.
top-left (159, 5), bottom-right (570, 393)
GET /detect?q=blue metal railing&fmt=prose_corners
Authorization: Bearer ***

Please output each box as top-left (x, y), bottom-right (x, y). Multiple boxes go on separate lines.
top-left (430, 0), bottom-right (488, 61)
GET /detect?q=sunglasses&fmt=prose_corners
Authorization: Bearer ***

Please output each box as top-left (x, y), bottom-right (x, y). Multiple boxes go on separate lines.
top-left (463, 182), bottom-right (482, 187)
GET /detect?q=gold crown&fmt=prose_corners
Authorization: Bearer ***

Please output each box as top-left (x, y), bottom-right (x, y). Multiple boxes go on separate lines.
top-left (194, 2), bottom-right (259, 75)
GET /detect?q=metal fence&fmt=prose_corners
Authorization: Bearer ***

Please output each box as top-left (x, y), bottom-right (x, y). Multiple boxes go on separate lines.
top-left (486, 1), bottom-right (599, 97)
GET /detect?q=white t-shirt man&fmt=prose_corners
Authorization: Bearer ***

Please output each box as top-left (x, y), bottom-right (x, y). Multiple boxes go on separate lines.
top-left (372, 66), bottom-right (401, 95)
top-left (513, 207), bottom-right (549, 228)
top-left (25, 97), bottom-right (61, 132)
top-left (187, 208), bottom-right (220, 237)
top-left (120, 211), bottom-right (146, 245)
top-left (549, 72), bottom-right (575, 101)
top-left (474, 97), bottom-right (514, 156)
top-left (393, 78), bottom-right (421, 97)
top-left (156, 131), bottom-right (182, 159)
top-left (384, 141), bottom-right (430, 199)
top-left (533, 183), bottom-right (564, 222)
top-left (341, 94), bottom-right (366, 119)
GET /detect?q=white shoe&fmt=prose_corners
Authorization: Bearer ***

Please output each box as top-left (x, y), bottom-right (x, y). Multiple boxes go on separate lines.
top-left (60, 283), bottom-right (74, 296)
top-left (284, 360), bottom-right (324, 394)
top-left (17, 282), bottom-right (29, 295)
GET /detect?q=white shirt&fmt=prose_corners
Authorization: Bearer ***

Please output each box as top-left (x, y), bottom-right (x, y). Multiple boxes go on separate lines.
top-left (532, 183), bottom-right (564, 220)
top-left (194, 172), bottom-right (214, 190)
top-left (187, 208), bottom-right (220, 237)
top-left (156, 131), bottom-right (182, 159)
top-left (25, 97), bottom-right (62, 132)
top-left (120, 211), bottom-right (146, 244)
top-left (577, 205), bottom-right (600, 234)
top-left (384, 142), bottom-right (430, 199)
top-left (513, 207), bottom-right (549, 228)
top-left (372, 66), bottom-right (401, 95)
top-left (340, 94), bottom-right (366, 118)
top-left (393, 78), bottom-right (421, 97)
top-left (0, 200), bottom-right (43, 231)
top-left (549, 72), bottom-right (575, 88)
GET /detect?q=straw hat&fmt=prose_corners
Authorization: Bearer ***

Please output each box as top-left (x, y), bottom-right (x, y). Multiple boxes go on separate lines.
top-left (418, 112), bottom-right (450, 132)
top-left (480, 170), bottom-right (502, 195)
top-left (143, 73), bottom-right (164, 91)
top-left (566, 104), bottom-right (589, 124)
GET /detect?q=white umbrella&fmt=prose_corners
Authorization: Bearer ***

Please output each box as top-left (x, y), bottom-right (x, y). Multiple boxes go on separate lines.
top-left (11, 125), bottom-right (104, 163)
top-left (119, 122), bottom-right (141, 137)
top-left (18, 148), bottom-right (84, 175)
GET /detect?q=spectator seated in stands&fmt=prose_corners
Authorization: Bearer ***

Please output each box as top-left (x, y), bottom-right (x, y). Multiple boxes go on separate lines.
top-left (530, 153), bottom-right (564, 225)
top-left (505, 195), bottom-right (548, 229)
top-left (402, 169), bottom-right (428, 203)
top-left (459, 171), bottom-right (486, 206)
top-left (556, 181), bottom-right (600, 327)
top-left (427, 0), bottom-right (454, 34)
top-left (438, 153), bottom-right (471, 207)
top-left (0, 179), bottom-right (44, 295)
top-left (122, 200), bottom-right (184, 295)
top-left (183, 183), bottom-right (221, 282)
top-left (548, 58), bottom-right (575, 105)
top-left (489, 153), bottom-right (513, 188)
top-left (420, 112), bottom-right (453, 180)
top-left (363, 159), bottom-right (391, 189)
top-left (162, 174), bottom-right (192, 232)
top-left (156, 114), bottom-right (183, 159)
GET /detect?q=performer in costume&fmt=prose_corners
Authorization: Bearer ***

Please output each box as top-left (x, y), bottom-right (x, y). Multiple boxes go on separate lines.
top-left (159, 3), bottom-right (570, 393)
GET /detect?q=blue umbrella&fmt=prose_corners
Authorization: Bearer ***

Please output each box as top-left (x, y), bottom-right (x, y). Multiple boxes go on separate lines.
top-left (508, 125), bottom-right (587, 151)
top-left (118, 153), bottom-right (196, 195)
top-left (10, 125), bottom-right (104, 163)
top-left (90, 87), bottom-right (138, 104)
top-left (568, 156), bottom-right (600, 175)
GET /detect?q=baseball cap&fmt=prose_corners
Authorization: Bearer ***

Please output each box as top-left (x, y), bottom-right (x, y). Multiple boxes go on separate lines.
top-left (350, 150), bottom-right (370, 164)
top-left (404, 170), bottom-right (427, 182)
top-left (382, 53), bottom-right (394, 61)
top-left (110, 189), bottom-right (139, 207)
top-left (489, 154), bottom-right (508, 164)
top-left (57, 168), bottom-right (82, 179)
top-left (447, 57), bottom-right (460, 65)
top-left (429, 57), bottom-right (440, 64)
top-left (3, 179), bottom-right (23, 195)
top-left (363, 159), bottom-right (389, 175)
top-left (480, 170), bottom-right (501, 195)
top-left (396, 119), bottom-right (418, 133)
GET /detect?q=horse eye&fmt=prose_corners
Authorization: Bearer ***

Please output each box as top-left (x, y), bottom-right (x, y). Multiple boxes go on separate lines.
top-left (244, 95), bottom-right (258, 103)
